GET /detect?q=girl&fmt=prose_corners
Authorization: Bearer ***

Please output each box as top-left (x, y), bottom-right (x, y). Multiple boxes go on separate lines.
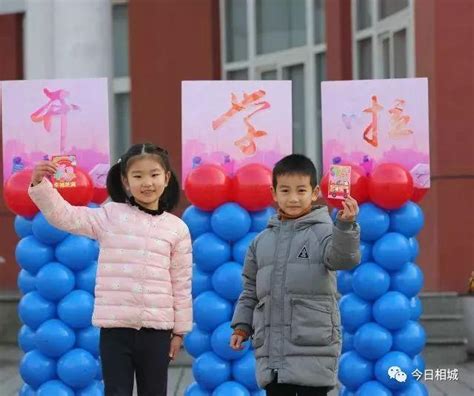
top-left (29, 143), bottom-right (192, 396)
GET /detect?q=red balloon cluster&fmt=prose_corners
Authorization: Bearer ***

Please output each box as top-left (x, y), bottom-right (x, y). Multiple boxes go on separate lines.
top-left (320, 165), bottom-right (369, 209)
top-left (184, 163), bottom-right (273, 212)
top-left (3, 168), bottom-right (95, 217)
top-left (321, 162), bottom-right (420, 210)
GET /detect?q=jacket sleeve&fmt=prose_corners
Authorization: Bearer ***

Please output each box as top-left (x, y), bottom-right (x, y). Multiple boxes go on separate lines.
top-left (170, 224), bottom-right (193, 334)
top-left (231, 240), bottom-right (259, 332)
top-left (319, 219), bottom-right (361, 271)
top-left (28, 178), bottom-right (106, 240)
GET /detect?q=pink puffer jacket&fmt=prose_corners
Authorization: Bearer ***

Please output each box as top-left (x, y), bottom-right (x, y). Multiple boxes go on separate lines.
top-left (28, 179), bottom-right (192, 334)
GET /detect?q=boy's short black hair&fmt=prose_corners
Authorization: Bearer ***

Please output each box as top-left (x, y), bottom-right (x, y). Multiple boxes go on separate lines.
top-left (272, 154), bottom-right (318, 189)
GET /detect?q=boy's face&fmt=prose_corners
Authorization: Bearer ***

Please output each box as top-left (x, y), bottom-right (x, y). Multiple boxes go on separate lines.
top-left (272, 173), bottom-right (319, 216)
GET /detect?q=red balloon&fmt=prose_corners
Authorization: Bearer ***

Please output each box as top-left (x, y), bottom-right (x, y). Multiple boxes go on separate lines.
top-left (320, 165), bottom-right (369, 209)
top-left (369, 163), bottom-right (414, 210)
top-left (412, 187), bottom-right (428, 203)
top-left (184, 164), bottom-right (231, 211)
top-left (56, 168), bottom-right (94, 206)
top-left (233, 163), bottom-right (273, 211)
top-left (3, 169), bottom-right (39, 217)
top-left (92, 186), bottom-right (109, 204)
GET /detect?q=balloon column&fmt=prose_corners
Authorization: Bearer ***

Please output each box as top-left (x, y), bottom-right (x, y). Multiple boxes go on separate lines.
top-left (4, 169), bottom-right (105, 396)
top-left (333, 163), bottom-right (428, 396)
top-left (182, 164), bottom-right (274, 396)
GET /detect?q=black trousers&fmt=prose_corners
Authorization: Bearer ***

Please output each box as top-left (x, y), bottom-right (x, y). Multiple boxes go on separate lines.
top-left (265, 377), bottom-right (330, 396)
top-left (100, 328), bottom-right (172, 396)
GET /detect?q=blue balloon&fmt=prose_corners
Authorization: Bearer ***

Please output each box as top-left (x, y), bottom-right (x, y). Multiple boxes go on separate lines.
top-left (192, 265), bottom-right (213, 298)
top-left (194, 233), bottom-right (231, 273)
top-left (392, 321), bottom-right (426, 357)
top-left (390, 262), bottom-right (424, 298)
top-left (76, 326), bottom-right (100, 357)
top-left (58, 290), bottom-right (94, 329)
top-left (355, 381), bottom-right (392, 396)
top-left (15, 216), bottom-right (33, 238)
top-left (37, 380), bottom-right (74, 396)
top-left (19, 384), bottom-right (36, 396)
top-left (331, 208), bottom-right (338, 222)
top-left (409, 296), bottom-right (423, 320)
top-left (16, 236), bottom-right (55, 275)
top-left (338, 351), bottom-right (374, 390)
top-left (184, 324), bottom-right (211, 358)
top-left (342, 331), bottom-right (354, 353)
top-left (250, 391), bottom-right (266, 396)
top-left (32, 212), bottom-right (68, 245)
top-left (337, 270), bottom-right (353, 295)
top-left (339, 293), bottom-right (372, 333)
top-left (373, 233), bottom-right (411, 272)
top-left (18, 291), bottom-right (56, 330)
top-left (182, 206), bottom-right (212, 240)
top-left (20, 350), bottom-right (56, 389)
top-left (192, 351), bottom-right (231, 390)
top-left (212, 381), bottom-right (250, 396)
top-left (340, 387), bottom-right (356, 396)
top-left (18, 269), bottom-right (36, 294)
top-left (56, 235), bottom-right (99, 271)
top-left (76, 261), bottom-right (98, 295)
top-left (76, 380), bottom-right (105, 396)
top-left (389, 201), bottom-right (424, 238)
top-left (394, 381), bottom-right (428, 396)
top-left (57, 348), bottom-right (98, 389)
top-left (358, 203), bottom-right (390, 242)
top-left (408, 237), bottom-right (419, 261)
top-left (212, 262), bottom-right (243, 301)
top-left (95, 358), bottom-right (103, 380)
top-left (211, 321), bottom-right (249, 360)
top-left (36, 319), bottom-right (76, 358)
top-left (232, 232), bottom-right (258, 264)
top-left (412, 354), bottom-right (425, 374)
top-left (373, 291), bottom-right (411, 330)
top-left (375, 351), bottom-right (414, 390)
top-left (250, 207), bottom-right (276, 232)
top-left (194, 291), bottom-right (233, 332)
top-left (360, 241), bottom-right (373, 263)
top-left (87, 203), bottom-right (100, 208)
top-left (232, 351), bottom-right (259, 391)
top-left (185, 382), bottom-right (211, 396)
top-left (18, 325), bottom-right (36, 353)
top-left (211, 203), bottom-right (251, 242)
top-left (354, 322), bottom-right (392, 360)
top-left (36, 262), bottom-right (75, 301)
top-left (352, 262), bottom-right (390, 301)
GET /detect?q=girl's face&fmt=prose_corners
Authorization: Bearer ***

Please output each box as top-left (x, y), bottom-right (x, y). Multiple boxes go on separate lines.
top-left (122, 155), bottom-right (170, 210)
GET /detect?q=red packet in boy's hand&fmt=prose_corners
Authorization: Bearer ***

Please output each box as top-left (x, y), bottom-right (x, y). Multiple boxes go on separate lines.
top-left (51, 155), bottom-right (77, 188)
top-left (328, 165), bottom-right (351, 200)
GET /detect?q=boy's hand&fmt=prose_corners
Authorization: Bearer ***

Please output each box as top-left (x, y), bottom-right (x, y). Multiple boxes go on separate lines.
top-left (229, 334), bottom-right (246, 350)
top-left (338, 195), bottom-right (359, 222)
top-left (169, 334), bottom-right (183, 360)
top-left (31, 161), bottom-right (57, 186)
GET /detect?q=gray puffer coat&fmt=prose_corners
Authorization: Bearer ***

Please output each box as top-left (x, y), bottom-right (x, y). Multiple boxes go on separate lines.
top-left (231, 206), bottom-right (360, 389)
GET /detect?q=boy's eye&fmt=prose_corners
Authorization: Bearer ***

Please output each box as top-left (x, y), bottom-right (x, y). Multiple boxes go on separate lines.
top-left (152, 173), bottom-right (160, 177)
top-left (133, 175), bottom-right (141, 179)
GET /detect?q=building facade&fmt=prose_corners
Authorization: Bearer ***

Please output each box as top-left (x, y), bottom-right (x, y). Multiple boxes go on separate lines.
top-left (1, 0), bottom-right (473, 293)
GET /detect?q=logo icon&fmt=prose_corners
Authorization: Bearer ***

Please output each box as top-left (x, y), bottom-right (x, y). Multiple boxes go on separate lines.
top-left (388, 366), bottom-right (407, 383)
top-left (297, 246), bottom-right (309, 259)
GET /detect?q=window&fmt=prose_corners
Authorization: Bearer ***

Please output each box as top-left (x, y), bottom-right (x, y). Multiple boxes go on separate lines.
top-left (221, 0), bottom-right (327, 168)
top-left (353, 0), bottom-right (414, 79)
top-left (112, 1), bottom-right (131, 159)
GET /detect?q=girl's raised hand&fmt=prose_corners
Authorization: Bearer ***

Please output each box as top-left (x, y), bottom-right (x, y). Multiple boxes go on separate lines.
top-left (31, 161), bottom-right (57, 186)
top-left (338, 195), bottom-right (359, 222)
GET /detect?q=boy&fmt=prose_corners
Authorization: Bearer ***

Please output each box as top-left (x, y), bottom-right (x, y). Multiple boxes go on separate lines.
top-left (230, 154), bottom-right (360, 396)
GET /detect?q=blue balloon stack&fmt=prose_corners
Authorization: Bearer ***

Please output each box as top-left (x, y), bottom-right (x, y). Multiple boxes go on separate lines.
top-left (182, 203), bottom-right (275, 396)
top-left (14, 209), bottom-right (103, 396)
top-left (336, 201), bottom-right (428, 396)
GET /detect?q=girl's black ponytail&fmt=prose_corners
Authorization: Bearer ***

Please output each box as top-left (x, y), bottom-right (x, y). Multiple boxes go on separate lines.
top-left (106, 162), bottom-right (128, 203)
top-left (159, 170), bottom-right (180, 212)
